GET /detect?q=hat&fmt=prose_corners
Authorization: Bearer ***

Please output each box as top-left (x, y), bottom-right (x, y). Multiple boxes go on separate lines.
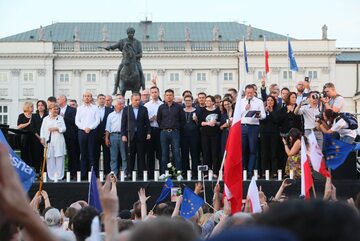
top-left (45, 208), bottom-right (61, 227)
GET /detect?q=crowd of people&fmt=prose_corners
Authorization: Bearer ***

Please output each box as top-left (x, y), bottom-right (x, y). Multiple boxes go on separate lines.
top-left (16, 77), bottom-right (356, 181)
top-left (0, 146), bottom-right (359, 241)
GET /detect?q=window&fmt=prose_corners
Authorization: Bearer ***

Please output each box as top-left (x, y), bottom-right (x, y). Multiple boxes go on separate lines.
top-left (23, 72), bottom-right (34, 82)
top-left (283, 71), bottom-right (293, 80)
top-left (0, 105), bottom-right (9, 125)
top-left (0, 73), bottom-right (8, 83)
top-left (23, 88), bottom-right (34, 96)
top-left (0, 88), bottom-right (8, 97)
top-left (145, 73), bottom-right (152, 81)
top-left (197, 73), bottom-right (206, 81)
top-left (257, 71), bottom-right (265, 80)
top-left (59, 73), bottom-right (70, 83)
top-left (170, 73), bottom-right (180, 82)
top-left (308, 71), bottom-right (318, 79)
top-left (224, 72), bottom-right (233, 81)
top-left (86, 73), bottom-right (96, 83)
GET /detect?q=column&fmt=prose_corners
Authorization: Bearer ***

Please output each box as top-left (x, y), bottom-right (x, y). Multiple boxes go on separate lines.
top-left (73, 69), bottom-right (82, 102)
top-left (11, 69), bottom-right (21, 127)
top-left (184, 69), bottom-right (193, 92)
top-left (156, 69), bottom-right (166, 94)
top-left (211, 68), bottom-right (221, 94)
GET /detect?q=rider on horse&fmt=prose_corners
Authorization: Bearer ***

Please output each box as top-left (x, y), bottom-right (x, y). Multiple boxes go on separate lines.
top-left (105, 27), bottom-right (145, 95)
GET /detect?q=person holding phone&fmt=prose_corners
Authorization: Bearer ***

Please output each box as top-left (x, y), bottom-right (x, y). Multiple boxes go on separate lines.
top-left (240, 84), bottom-right (266, 177)
top-left (282, 128), bottom-right (302, 179)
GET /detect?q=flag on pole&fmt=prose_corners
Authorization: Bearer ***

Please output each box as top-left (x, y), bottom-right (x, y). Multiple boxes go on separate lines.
top-left (88, 167), bottom-right (103, 212)
top-left (155, 178), bottom-right (174, 204)
top-left (0, 130), bottom-right (35, 191)
top-left (264, 36), bottom-right (269, 74)
top-left (244, 38), bottom-right (249, 74)
top-left (308, 131), bottom-right (330, 177)
top-left (301, 137), bottom-right (313, 200)
top-left (288, 39), bottom-right (298, 72)
top-left (224, 94), bottom-right (243, 214)
top-left (246, 176), bottom-right (262, 213)
top-left (324, 134), bottom-right (354, 170)
top-left (180, 187), bottom-right (205, 219)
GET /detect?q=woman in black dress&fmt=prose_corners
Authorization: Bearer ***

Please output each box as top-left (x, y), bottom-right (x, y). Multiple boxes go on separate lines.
top-left (17, 101), bottom-right (35, 169)
top-left (199, 95), bottom-right (221, 177)
top-left (32, 100), bottom-right (48, 173)
top-left (219, 98), bottom-right (233, 159)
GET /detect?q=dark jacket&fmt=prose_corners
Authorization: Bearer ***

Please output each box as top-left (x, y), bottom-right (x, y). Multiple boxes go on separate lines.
top-left (62, 106), bottom-right (78, 140)
top-left (121, 105), bottom-right (151, 141)
top-left (96, 107), bottom-right (113, 139)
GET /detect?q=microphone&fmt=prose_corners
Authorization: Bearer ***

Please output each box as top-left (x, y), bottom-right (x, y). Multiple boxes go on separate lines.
top-left (248, 99), bottom-right (251, 105)
top-left (127, 99), bottom-right (130, 106)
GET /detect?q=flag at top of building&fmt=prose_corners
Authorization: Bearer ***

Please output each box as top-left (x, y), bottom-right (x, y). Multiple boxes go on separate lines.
top-left (224, 94), bottom-right (242, 214)
top-left (243, 37), bottom-right (249, 74)
top-left (264, 35), bottom-right (270, 75)
top-left (288, 38), bottom-right (299, 72)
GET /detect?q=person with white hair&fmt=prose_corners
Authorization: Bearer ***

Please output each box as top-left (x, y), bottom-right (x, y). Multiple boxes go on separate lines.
top-left (40, 103), bottom-right (67, 181)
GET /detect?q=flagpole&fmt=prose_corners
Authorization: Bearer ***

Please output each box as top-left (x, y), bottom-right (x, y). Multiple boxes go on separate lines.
top-left (264, 35), bottom-right (267, 82)
top-left (287, 34), bottom-right (290, 89)
top-left (312, 184), bottom-right (317, 199)
top-left (243, 36), bottom-right (246, 87)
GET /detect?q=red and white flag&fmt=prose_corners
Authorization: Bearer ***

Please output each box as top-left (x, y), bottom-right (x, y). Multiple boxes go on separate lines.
top-left (301, 137), bottom-right (314, 200)
top-left (247, 176), bottom-right (262, 213)
top-left (308, 131), bottom-right (331, 178)
top-left (224, 94), bottom-right (243, 214)
top-left (264, 35), bottom-right (270, 74)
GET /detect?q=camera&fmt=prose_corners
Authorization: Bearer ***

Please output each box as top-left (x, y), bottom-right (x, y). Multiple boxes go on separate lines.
top-left (304, 77), bottom-right (310, 82)
top-left (315, 114), bottom-right (323, 122)
top-left (312, 94), bottom-right (321, 100)
top-left (197, 165), bottom-right (209, 172)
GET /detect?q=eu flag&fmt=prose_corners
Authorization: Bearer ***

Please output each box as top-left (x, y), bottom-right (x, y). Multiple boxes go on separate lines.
top-left (288, 39), bottom-right (298, 72)
top-left (88, 167), bottom-right (103, 212)
top-left (244, 40), bottom-right (249, 74)
top-left (0, 130), bottom-right (35, 191)
top-left (180, 187), bottom-right (205, 219)
top-left (324, 134), bottom-right (354, 170)
top-left (155, 178), bottom-right (174, 204)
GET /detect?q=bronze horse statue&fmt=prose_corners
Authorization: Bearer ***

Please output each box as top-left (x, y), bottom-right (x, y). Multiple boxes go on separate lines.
top-left (116, 42), bottom-right (141, 96)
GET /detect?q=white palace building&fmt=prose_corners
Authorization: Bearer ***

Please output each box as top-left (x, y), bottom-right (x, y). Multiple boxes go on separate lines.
top-left (0, 21), bottom-right (359, 128)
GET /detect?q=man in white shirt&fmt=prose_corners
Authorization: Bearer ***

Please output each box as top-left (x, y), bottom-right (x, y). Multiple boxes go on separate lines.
top-left (75, 92), bottom-right (100, 180)
top-left (240, 84), bottom-right (266, 176)
top-left (105, 99), bottom-right (126, 176)
top-left (144, 86), bottom-right (163, 179)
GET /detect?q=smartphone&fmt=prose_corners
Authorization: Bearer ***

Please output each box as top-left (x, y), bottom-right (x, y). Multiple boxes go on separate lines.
top-left (284, 178), bottom-right (296, 185)
top-left (198, 165), bottom-right (209, 172)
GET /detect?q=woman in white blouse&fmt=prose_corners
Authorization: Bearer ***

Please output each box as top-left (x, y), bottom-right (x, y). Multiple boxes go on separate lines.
top-left (40, 103), bottom-right (67, 181)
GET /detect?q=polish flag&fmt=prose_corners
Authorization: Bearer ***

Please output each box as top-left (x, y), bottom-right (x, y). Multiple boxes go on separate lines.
top-left (246, 176), bottom-right (262, 213)
top-left (264, 36), bottom-right (270, 74)
top-left (301, 137), bottom-right (314, 200)
top-left (224, 94), bottom-right (243, 214)
top-left (308, 131), bottom-right (331, 178)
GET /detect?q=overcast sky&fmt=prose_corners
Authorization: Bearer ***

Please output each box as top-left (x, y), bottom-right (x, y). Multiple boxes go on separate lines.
top-left (1, 0), bottom-right (359, 47)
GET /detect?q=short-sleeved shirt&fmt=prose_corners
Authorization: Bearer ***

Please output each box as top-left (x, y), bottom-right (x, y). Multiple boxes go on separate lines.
top-left (331, 118), bottom-right (357, 139)
top-left (329, 95), bottom-right (345, 112)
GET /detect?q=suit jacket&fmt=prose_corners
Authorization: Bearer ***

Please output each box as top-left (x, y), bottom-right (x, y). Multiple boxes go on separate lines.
top-left (121, 105), bottom-right (151, 141)
top-left (97, 107), bottom-right (113, 139)
top-left (62, 106), bottom-right (77, 140)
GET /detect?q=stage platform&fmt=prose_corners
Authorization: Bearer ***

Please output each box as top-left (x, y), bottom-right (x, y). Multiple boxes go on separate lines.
top-left (28, 180), bottom-right (360, 210)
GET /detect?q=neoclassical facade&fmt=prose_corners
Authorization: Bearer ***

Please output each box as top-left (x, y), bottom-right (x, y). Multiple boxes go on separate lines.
top-left (0, 22), bottom-right (359, 127)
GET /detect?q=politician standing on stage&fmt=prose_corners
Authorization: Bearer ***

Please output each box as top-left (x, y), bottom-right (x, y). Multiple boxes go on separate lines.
top-left (94, 94), bottom-right (113, 175)
top-left (121, 92), bottom-right (151, 179)
top-left (57, 95), bottom-right (79, 179)
top-left (75, 92), bottom-right (100, 180)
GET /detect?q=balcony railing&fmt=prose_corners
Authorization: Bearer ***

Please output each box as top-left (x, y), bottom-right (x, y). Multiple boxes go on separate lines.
top-left (53, 41), bottom-right (239, 52)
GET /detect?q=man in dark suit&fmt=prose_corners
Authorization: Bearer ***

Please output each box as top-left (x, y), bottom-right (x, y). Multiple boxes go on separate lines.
top-left (95, 94), bottom-right (113, 175)
top-left (121, 92), bottom-right (151, 178)
top-left (57, 95), bottom-right (79, 178)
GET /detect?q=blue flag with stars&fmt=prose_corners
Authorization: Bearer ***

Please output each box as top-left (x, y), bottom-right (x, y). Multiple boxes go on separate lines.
top-left (244, 39), bottom-right (249, 74)
top-left (324, 134), bottom-right (354, 170)
top-left (180, 187), bottom-right (205, 219)
top-left (288, 39), bottom-right (298, 72)
top-left (155, 178), bottom-right (174, 204)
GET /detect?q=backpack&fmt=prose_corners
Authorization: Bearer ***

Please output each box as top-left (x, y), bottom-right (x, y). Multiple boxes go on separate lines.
top-left (338, 112), bottom-right (358, 130)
